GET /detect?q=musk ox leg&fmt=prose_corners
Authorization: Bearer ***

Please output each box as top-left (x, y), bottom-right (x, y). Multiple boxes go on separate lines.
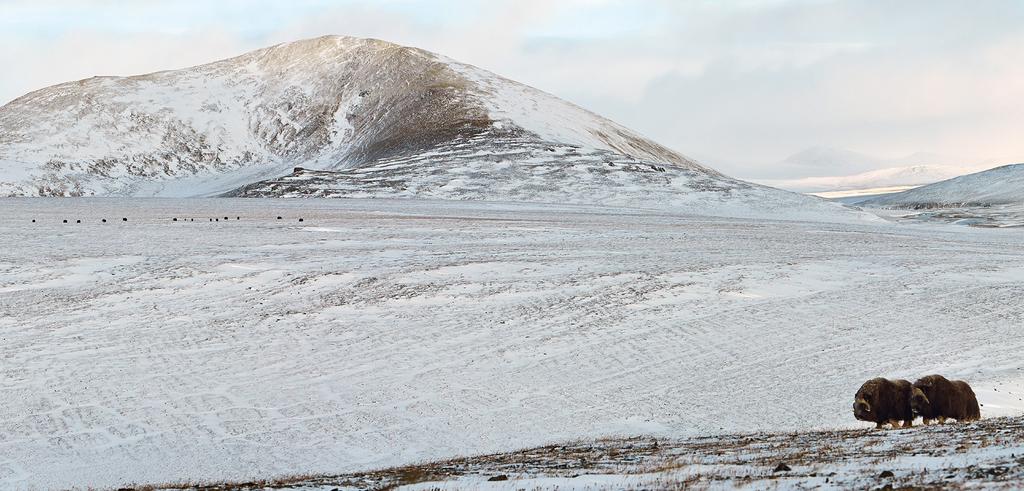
top-left (938, 416), bottom-right (947, 424)
top-left (902, 420), bottom-right (913, 428)
top-left (921, 418), bottom-right (932, 426)
top-left (875, 422), bottom-right (884, 429)
top-left (888, 419), bottom-right (902, 429)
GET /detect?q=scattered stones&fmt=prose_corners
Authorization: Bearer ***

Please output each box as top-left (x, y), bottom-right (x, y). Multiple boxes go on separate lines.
top-left (773, 463), bottom-right (791, 473)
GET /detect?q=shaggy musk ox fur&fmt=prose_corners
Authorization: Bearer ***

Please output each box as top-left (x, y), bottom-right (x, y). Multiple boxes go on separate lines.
top-left (853, 378), bottom-right (915, 429)
top-left (911, 374), bottom-right (981, 424)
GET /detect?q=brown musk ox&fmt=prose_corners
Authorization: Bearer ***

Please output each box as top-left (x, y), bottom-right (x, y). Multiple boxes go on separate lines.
top-left (853, 378), bottom-right (915, 429)
top-left (911, 374), bottom-right (981, 424)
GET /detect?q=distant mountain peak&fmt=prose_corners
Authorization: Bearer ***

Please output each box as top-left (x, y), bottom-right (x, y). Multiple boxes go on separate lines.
top-left (864, 162), bottom-right (1024, 208)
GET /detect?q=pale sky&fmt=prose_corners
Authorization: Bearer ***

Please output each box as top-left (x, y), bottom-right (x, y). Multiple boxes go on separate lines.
top-left (2, 0), bottom-right (1022, 179)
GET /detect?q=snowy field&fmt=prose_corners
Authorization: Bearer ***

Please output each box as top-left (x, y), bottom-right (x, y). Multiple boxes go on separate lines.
top-left (1, 198), bottom-right (1023, 489)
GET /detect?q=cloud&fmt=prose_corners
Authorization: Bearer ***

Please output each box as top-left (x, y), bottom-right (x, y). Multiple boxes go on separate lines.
top-left (1, 0), bottom-right (1022, 179)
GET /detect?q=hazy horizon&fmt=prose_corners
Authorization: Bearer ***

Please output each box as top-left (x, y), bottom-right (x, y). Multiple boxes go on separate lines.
top-left (2, 0), bottom-right (1021, 180)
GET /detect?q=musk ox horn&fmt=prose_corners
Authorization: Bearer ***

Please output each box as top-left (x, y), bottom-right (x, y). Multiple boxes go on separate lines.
top-left (912, 387), bottom-right (929, 403)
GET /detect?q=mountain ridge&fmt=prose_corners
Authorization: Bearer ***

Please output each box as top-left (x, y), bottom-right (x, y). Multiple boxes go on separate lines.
top-left (863, 163), bottom-right (1024, 208)
top-left (0, 35), bottom-right (712, 197)
top-left (0, 35), bottom-right (863, 221)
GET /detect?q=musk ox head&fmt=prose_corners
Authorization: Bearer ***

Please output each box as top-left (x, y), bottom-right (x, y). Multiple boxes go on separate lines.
top-left (853, 396), bottom-right (873, 420)
top-left (853, 379), bottom-right (882, 421)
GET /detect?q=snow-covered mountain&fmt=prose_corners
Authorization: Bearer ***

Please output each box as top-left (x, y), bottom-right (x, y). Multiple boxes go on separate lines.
top-left (0, 36), bottom-right (698, 196)
top-left (755, 146), bottom-right (983, 180)
top-left (766, 146), bottom-right (888, 179)
top-left (759, 164), bottom-right (992, 195)
top-left (0, 35), bottom-right (857, 219)
top-left (862, 163), bottom-right (1024, 208)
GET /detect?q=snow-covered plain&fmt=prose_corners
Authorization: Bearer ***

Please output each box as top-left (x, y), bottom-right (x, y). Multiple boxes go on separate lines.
top-left (2, 198), bottom-right (1023, 489)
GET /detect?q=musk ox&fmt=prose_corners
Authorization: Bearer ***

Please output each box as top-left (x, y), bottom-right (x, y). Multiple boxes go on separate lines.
top-left (911, 375), bottom-right (981, 424)
top-left (853, 378), bottom-right (915, 429)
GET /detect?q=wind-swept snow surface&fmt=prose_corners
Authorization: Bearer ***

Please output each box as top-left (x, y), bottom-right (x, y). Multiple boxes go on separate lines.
top-left (225, 133), bottom-right (864, 222)
top-left (1, 198), bottom-right (1023, 489)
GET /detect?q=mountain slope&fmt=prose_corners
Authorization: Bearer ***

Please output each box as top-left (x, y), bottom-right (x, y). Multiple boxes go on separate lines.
top-left (863, 163), bottom-right (1024, 208)
top-left (759, 164), bottom-right (990, 194)
top-left (0, 35), bottom-right (856, 220)
top-left (0, 36), bottom-right (698, 196)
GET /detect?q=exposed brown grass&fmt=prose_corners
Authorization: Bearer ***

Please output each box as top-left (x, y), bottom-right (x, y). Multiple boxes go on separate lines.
top-left (130, 416), bottom-right (1024, 490)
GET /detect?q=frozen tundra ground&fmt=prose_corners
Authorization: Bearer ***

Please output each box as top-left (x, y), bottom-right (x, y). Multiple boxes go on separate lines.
top-left (1, 198), bottom-right (1023, 489)
top-left (168, 415), bottom-right (1024, 490)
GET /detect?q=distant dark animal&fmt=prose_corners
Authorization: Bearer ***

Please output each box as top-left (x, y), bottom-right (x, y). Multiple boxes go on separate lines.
top-left (911, 375), bottom-right (981, 424)
top-left (122, 217), bottom-right (127, 221)
top-left (102, 219), bottom-right (106, 223)
top-left (853, 378), bottom-right (914, 429)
